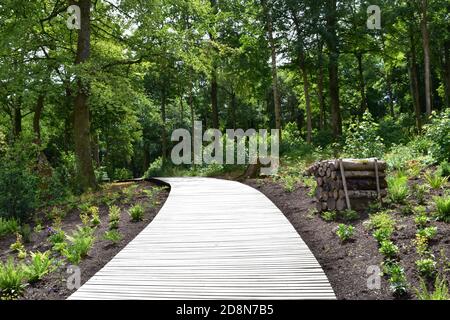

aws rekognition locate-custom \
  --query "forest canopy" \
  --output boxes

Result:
[0,0,449,220]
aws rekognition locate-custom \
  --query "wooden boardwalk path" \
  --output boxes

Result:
[69,177,335,300]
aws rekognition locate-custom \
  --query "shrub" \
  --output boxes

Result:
[0,258,27,299]
[416,259,437,278]
[129,204,144,222]
[416,275,450,300]
[340,209,359,221]
[112,168,133,181]
[437,161,450,177]
[0,218,19,238]
[343,111,385,158]
[424,170,448,190]
[379,240,399,259]
[373,228,393,243]
[19,224,32,243]
[412,184,428,205]
[424,109,450,163]
[89,206,101,227]
[144,157,163,178]
[102,230,123,244]
[108,205,121,230]
[415,234,430,256]
[387,174,409,204]
[336,224,355,242]
[24,251,56,283]
[10,233,27,259]
[0,140,39,220]
[63,226,95,264]
[434,195,450,223]
[414,210,430,229]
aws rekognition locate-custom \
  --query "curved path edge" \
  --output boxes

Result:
[68,177,336,300]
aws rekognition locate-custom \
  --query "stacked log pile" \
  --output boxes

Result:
[306,159,387,212]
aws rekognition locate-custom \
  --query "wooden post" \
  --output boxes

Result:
[339,159,351,211]
[374,158,382,205]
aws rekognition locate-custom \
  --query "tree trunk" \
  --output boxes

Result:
[265,5,282,137]
[420,0,432,116]
[211,70,219,129]
[326,0,342,138]
[161,90,167,163]
[33,95,45,143]
[299,49,312,144]
[73,0,96,191]
[13,105,22,139]
[231,92,237,130]
[317,41,326,130]
[356,52,367,115]
[443,40,450,108]
[409,31,422,131]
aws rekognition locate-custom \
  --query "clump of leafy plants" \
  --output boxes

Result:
[387,263,408,296]
[367,211,396,233]
[19,224,32,243]
[103,230,123,245]
[24,251,56,283]
[387,174,409,204]
[437,161,450,178]
[415,258,437,279]
[62,227,95,264]
[379,240,399,259]
[434,195,450,223]
[424,170,448,190]
[340,209,359,222]
[416,275,450,300]
[89,206,101,227]
[10,233,27,259]
[108,205,121,230]
[129,204,145,222]
[0,218,19,238]
[0,258,27,300]
[336,224,355,243]
[414,207,430,229]
[411,184,428,205]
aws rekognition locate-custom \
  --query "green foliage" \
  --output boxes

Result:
[434,195,450,223]
[416,275,450,300]
[415,259,437,278]
[0,258,27,299]
[424,170,448,190]
[340,210,359,222]
[10,233,27,259]
[373,228,393,243]
[379,240,399,259]
[343,111,385,159]
[102,230,123,244]
[0,140,39,220]
[412,184,428,205]
[24,251,56,283]
[321,211,337,222]
[416,227,437,241]
[108,205,121,230]
[387,174,409,204]
[0,218,19,238]
[145,157,164,178]
[414,207,430,229]
[437,161,450,177]
[112,168,133,181]
[425,109,450,163]
[387,263,408,296]
[63,227,95,264]
[367,211,396,233]
[19,224,32,243]
[129,204,145,222]
[336,224,355,243]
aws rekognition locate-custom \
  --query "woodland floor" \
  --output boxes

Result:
[243,177,450,300]
[0,181,169,300]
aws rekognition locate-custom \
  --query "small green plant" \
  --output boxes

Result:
[415,234,430,256]
[0,258,27,300]
[367,211,396,233]
[387,174,409,204]
[416,226,437,241]
[123,185,138,203]
[416,258,437,278]
[388,264,408,296]
[102,230,123,244]
[437,161,450,177]
[373,228,393,243]
[129,204,145,222]
[434,195,450,223]
[336,224,355,242]
[340,209,359,221]
[424,170,448,190]
[415,214,430,229]
[63,226,95,264]
[24,251,56,283]
[412,184,428,205]
[89,206,101,227]
[0,218,19,238]
[46,207,65,221]
[108,205,121,230]
[416,275,450,300]
[10,233,27,259]
[379,240,399,259]
[400,203,414,216]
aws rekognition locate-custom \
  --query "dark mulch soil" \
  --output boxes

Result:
[0,180,169,300]
[243,177,450,300]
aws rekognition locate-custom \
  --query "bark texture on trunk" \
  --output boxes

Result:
[409,31,422,131]
[420,0,432,116]
[74,0,97,191]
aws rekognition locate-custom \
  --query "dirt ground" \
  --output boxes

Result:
[0,180,169,300]
[243,178,450,300]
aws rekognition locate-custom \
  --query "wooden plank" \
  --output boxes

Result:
[68,177,335,300]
